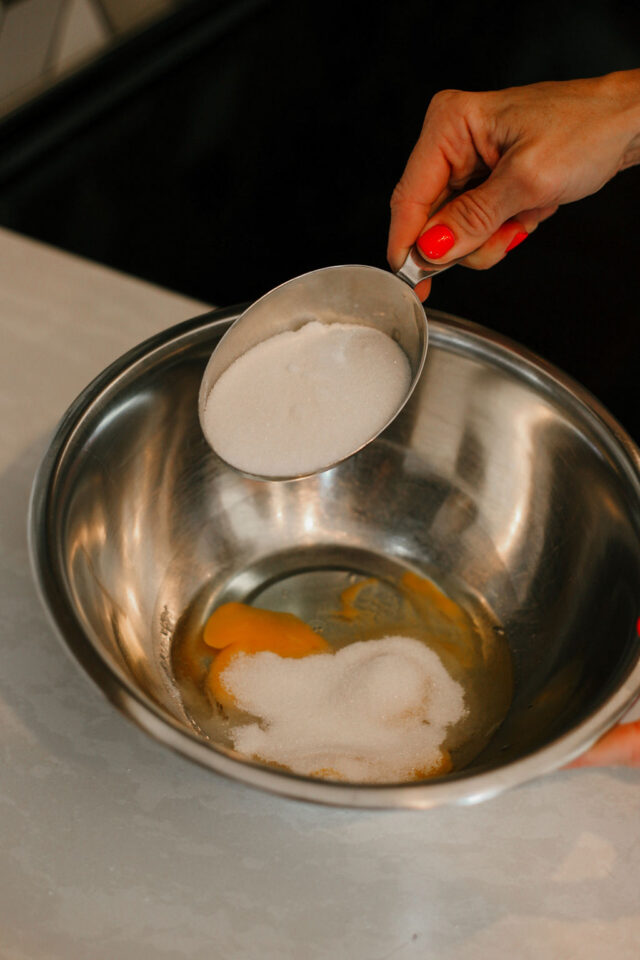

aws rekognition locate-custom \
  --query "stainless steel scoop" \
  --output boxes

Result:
[198,246,455,480]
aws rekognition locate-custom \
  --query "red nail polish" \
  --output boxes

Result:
[505,230,528,253]
[418,224,455,260]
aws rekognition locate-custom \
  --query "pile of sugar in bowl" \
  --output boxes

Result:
[202,320,411,477]
[221,635,467,783]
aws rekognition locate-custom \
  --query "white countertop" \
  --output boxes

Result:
[1,226,639,960]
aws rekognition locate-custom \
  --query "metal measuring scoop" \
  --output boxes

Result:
[198,245,454,480]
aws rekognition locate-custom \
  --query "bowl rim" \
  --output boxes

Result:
[28,303,640,809]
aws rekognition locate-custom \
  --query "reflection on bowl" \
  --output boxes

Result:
[29,307,640,808]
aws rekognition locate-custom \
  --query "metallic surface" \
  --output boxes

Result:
[396,244,457,286]
[198,265,428,479]
[30,306,640,808]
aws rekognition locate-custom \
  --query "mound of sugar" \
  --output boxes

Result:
[202,320,411,477]
[221,636,467,783]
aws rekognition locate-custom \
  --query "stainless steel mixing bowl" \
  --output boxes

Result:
[29,306,640,808]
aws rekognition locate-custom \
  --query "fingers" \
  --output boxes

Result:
[412,277,432,302]
[388,91,488,272]
[394,201,559,301]
[388,85,566,279]
[387,148,452,272]
[458,219,530,270]
[459,205,558,270]
[566,720,640,768]
[408,220,527,299]
[391,151,556,279]
[414,160,539,265]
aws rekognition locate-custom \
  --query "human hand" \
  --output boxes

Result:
[388,71,640,300]
[567,720,640,768]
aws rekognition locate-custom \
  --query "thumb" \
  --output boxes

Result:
[416,168,529,264]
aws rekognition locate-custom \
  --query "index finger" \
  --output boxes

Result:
[387,139,452,272]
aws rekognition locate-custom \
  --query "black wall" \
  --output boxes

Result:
[0,0,638,435]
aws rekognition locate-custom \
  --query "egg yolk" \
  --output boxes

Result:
[400,571,475,670]
[203,602,331,709]
[401,571,465,623]
[334,577,377,621]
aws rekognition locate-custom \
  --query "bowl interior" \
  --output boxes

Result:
[37,309,640,803]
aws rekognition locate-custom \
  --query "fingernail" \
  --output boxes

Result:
[417,224,456,260]
[505,230,528,253]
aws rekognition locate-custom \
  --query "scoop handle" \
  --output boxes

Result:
[396,245,462,288]
[396,179,486,288]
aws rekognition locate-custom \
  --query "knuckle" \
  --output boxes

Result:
[431,87,466,106]
[430,88,460,105]
[390,179,429,216]
[510,153,558,206]
[450,191,497,236]
[389,180,409,211]
[425,88,465,119]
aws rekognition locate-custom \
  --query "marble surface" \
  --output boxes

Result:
[1,227,639,960]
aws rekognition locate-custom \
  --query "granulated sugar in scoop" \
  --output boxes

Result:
[201,321,411,479]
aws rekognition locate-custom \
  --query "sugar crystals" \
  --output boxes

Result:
[202,321,411,477]
[221,635,467,783]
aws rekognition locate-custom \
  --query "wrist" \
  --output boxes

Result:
[600,69,640,169]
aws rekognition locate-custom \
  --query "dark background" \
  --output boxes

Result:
[0,0,638,436]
